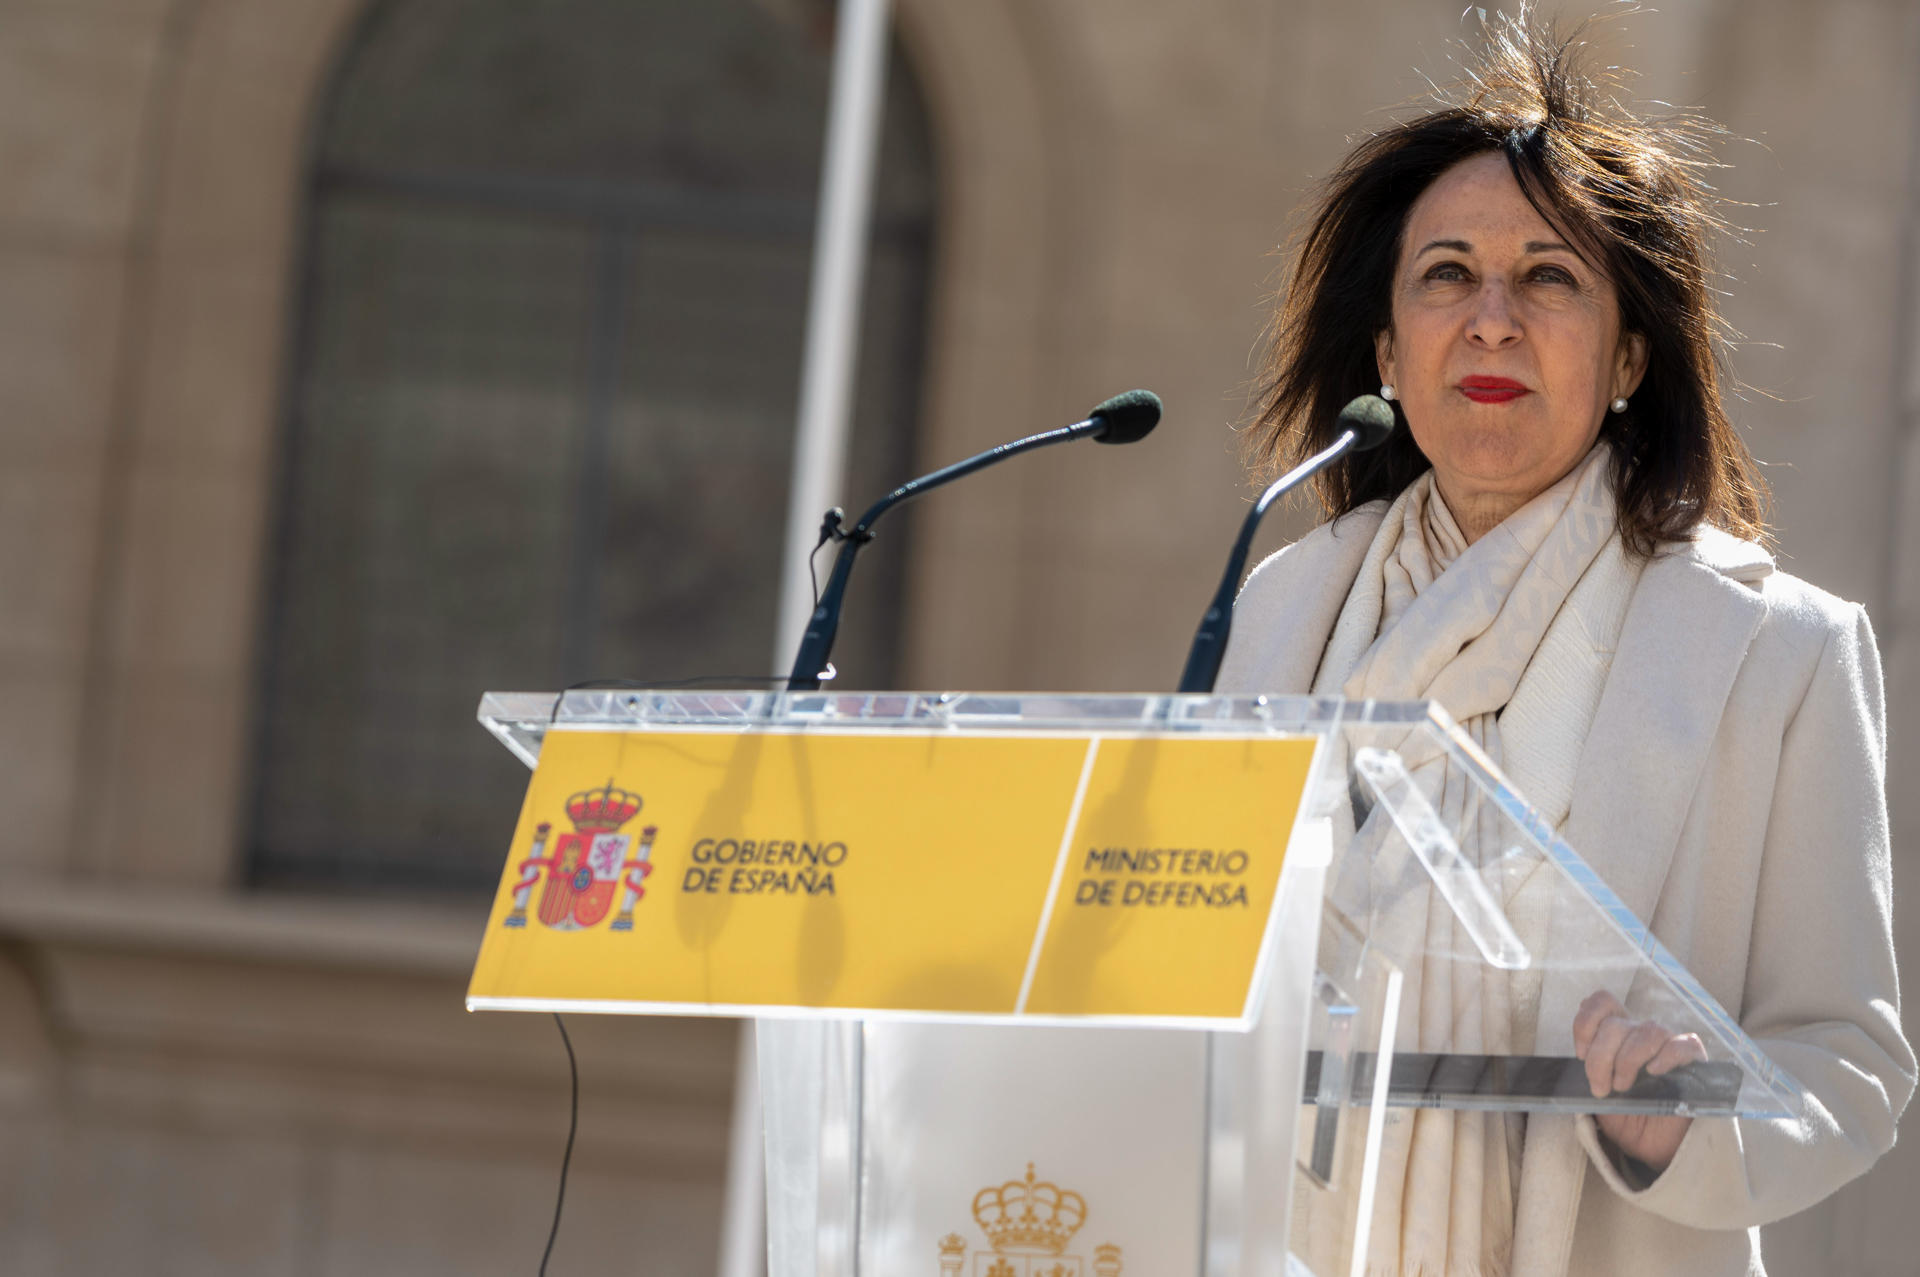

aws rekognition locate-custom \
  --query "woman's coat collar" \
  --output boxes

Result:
[1222,511,1773,925]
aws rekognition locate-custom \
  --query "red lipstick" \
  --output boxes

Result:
[1458,376,1530,404]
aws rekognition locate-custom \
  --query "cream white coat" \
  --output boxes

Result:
[1217,504,1915,1276]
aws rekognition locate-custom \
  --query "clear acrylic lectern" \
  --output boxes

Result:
[476,690,1806,1277]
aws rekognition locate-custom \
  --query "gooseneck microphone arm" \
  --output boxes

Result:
[786,390,1162,691]
[1176,395,1396,695]
[788,424,1088,690]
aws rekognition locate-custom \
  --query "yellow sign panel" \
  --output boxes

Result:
[466,727,1317,1023]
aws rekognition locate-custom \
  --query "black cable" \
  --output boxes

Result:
[533,560,846,1267]
[808,508,842,611]
[539,1012,579,1277]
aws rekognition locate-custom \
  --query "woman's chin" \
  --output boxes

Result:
[1430,452,1578,505]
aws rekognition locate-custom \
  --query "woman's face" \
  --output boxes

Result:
[1375,152,1647,525]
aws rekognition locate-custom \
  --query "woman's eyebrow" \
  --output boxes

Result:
[1525,239,1576,255]
[1414,238,1473,256]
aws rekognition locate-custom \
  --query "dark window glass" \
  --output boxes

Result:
[248,0,935,891]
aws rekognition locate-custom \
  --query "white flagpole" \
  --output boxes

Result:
[720,3,892,1275]
[714,1025,769,1277]
[771,0,895,678]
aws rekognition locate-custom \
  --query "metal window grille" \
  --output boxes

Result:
[247,0,934,891]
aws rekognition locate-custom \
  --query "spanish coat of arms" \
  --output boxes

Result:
[503,779,656,932]
[941,1164,1123,1277]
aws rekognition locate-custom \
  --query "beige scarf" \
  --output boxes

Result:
[1297,443,1641,1277]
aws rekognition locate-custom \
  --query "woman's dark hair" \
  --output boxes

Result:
[1247,9,1767,554]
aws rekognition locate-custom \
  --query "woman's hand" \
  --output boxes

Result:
[1572,990,1709,1175]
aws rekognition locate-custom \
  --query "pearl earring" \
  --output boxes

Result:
[1380,384,1397,401]
[1610,396,1629,413]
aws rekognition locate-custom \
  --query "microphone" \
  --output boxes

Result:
[786,390,1163,690]
[1175,394,1395,694]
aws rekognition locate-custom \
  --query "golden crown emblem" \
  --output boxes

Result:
[564,778,642,832]
[971,1163,1085,1255]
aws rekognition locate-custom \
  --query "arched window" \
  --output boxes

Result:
[247,0,935,890]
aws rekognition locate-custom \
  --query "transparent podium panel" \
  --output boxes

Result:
[750,810,1393,1276]
[476,690,1808,1275]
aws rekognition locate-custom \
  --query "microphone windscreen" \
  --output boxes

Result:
[1089,389,1162,444]
[1338,394,1397,451]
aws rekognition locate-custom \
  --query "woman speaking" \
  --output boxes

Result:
[1218,12,1914,1277]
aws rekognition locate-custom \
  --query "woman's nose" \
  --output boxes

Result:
[1467,283,1522,347]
